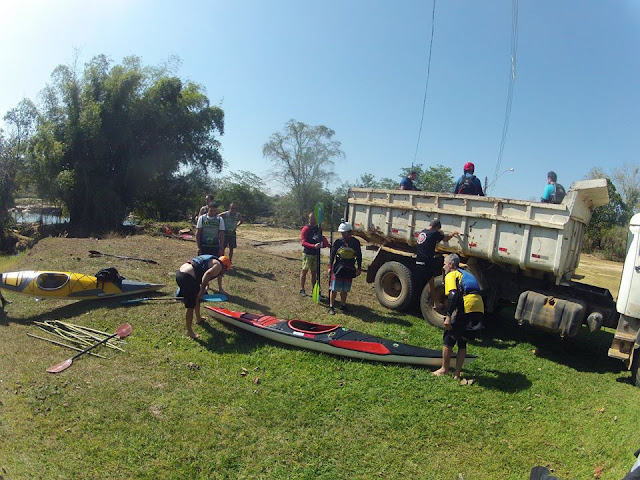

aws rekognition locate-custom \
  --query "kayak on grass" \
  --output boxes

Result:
[205,306,476,367]
[0,270,164,300]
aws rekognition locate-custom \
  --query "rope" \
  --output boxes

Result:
[491,0,519,192]
[412,0,437,168]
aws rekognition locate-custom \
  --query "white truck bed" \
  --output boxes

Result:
[347,179,609,284]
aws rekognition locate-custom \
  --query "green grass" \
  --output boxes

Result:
[0,232,638,479]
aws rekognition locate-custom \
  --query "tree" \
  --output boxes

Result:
[263,119,343,218]
[215,171,272,223]
[583,168,634,259]
[28,54,224,233]
[612,162,640,213]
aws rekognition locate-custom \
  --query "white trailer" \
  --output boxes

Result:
[346,179,640,385]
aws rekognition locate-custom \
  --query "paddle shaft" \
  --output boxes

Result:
[88,250,158,264]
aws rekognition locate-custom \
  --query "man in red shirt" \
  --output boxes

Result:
[299,212,327,296]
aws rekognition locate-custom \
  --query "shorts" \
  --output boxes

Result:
[223,232,237,249]
[330,274,352,293]
[175,271,200,309]
[415,258,443,285]
[201,244,219,256]
[442,311,482,349]
[302,253,318,271]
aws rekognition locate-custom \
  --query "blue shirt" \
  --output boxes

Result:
[541,184,555,202]
[400,176,418,190]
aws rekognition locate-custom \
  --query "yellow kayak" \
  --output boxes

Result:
[0,270,164,300]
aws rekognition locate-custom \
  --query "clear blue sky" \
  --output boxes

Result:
[1,0,638,200]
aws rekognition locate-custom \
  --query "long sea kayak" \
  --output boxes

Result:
[0,270,164,300]
[205,306,476,367]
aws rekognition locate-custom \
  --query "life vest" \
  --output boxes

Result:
[302,225,321,255]
[550,183,566,204]
[457,174,478,195]
[224,212,240,233]
[189,255,216,283]
[201,216,221,246]
[333,244,358,278]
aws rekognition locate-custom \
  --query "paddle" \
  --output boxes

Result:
[88,250,158,264]
[120,293,227,305]
[312,202,324,303]
[46,323,132,373]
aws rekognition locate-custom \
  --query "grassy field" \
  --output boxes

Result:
[1,228,638,480]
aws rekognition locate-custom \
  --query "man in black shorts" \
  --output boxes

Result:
[175,255,231,339]
[415,219,459,309]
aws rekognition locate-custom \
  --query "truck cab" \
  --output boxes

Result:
[609,213,640,386]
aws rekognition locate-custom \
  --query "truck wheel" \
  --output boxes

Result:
[374,261,414,311]
[632,350,640,388]
[420,276,446,329]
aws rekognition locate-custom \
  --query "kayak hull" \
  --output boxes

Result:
[206,307,476,367]
[0,270,164,300]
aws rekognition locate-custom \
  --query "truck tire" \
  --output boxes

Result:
[374,261,414,311]
[632,350,640,388]
[420,276,446,329]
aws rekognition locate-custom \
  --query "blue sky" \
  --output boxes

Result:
[1,0,638,200]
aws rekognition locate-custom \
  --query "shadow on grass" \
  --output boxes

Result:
[469,368,532,392]
[226,267,276,282]
[478,305,624,375]
[0,298,121,327]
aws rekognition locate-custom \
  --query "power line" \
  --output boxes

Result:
[491,0,519,191]
[412,0,437,169]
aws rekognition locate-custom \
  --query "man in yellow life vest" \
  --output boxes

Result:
[432,253,483,379]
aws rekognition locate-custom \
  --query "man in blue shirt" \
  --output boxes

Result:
[453,162,484,196]
[399,171,420,191]
[541,171,566,204]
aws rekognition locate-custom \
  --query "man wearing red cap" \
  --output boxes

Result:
[453,162,484,196]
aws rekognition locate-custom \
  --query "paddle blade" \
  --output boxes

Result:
[203,294,227,302]
[312,282,320,303]
[47,358,72,373]
[120,297,151,305]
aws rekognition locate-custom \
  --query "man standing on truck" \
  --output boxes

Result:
[453,162,484,196]
[328,222,362,315]
[433,253,483,379]
[541,171,566,204]
[416,220,459,309]
[400,171,420,191]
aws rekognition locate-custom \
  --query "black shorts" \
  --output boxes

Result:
[175,271,200,309]
[223,232,237,249]
[443,311,483,348]
[201,244,219,256]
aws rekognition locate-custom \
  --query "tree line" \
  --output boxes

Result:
[0,54,637,261]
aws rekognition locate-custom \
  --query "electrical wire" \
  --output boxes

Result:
[491,0,519,192]
[412,0,437,169]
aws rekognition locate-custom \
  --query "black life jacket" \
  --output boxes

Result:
[457,175,478,195]
[550,183,566,204]
[94,267,124,287]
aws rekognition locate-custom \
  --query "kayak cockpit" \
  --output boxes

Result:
[36,273,70,290]
[287,319,340,334]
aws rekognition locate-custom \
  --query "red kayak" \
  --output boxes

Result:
[205,306,476,367]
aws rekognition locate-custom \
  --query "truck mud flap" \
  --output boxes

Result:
[515,291,586,337]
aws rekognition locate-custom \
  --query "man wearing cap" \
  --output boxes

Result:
[453,162,484,196]
[176,255,232,339]
[328,222,362,315]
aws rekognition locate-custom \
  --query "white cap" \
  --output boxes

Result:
[338,222,353,232]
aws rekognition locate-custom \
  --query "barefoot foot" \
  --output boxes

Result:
[186,330,201,339]
[432,368,448,376]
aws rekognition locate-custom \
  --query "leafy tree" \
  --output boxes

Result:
[612,162,640,213]
[583,169,633,259]
[28,54,224,233]
[215,171,273,222]
[263,119,343,218]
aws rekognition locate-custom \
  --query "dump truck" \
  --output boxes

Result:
[346,179,640,386]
